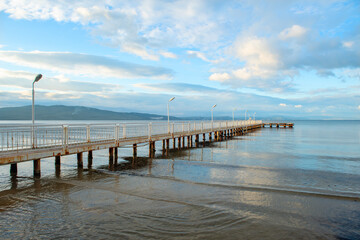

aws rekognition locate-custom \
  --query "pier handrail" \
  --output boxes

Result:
[0,120,262,152]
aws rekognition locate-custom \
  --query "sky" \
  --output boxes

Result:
[0,0,359,119]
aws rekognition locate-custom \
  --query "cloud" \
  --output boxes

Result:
[343,41,354,48]
[0,51,173,79]
[208,73,231,82]
[1,0,359,98]
[279,103,287,107]
[0,0,226,60]
[159,51,177,59]
[134,82,221,94]
[294,105,302,108]
[121,43,160,61]
[0,68,121,93]
[279,25,308,40]
[358,105,360,110]
[187,50,222,64]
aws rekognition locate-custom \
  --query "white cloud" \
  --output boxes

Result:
[358,105,360,110]
[0,44,4,48]
[209,73,231,82]
[0,51,173,79]
[279,103,287,107]
[0,0,225,60]
[232,36,279,68]
[0,68,121,93]
[159,51,177,59]
[121,43,160,61]
[343,41,354,48]
[295,105,302,108]
[279,25,307,40]
[187,50,222,64]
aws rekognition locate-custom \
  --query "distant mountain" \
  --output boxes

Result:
[0,105,178,120]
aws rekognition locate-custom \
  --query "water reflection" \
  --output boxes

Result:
[1,121,360,239]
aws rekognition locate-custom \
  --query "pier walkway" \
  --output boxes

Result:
[0,120,292,177]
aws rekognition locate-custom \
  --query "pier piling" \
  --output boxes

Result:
[33,159,41,177]
[10,163,17,177]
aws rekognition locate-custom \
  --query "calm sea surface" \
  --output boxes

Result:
[0,120,359,239]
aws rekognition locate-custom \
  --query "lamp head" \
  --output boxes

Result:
[169,97,175,102]
[212,104,217,108]
[34,74,42,82]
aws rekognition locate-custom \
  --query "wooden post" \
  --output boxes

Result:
[109,148,114,168]
[88,151,93,168]
[182,136,185,148]
[10,163,17,177]
[187,136,191,148]
[190,135,193,147]
[33,159,41,177]
[195,134,199,147]
[178,137,181,149]
[55,155,61,177]
[133,144,137,160]
[55,155,61,166]
[209,132,212,142]
[149,141,155,158]
[114,147,118,165]
[166,139,170,149]
[162,140,166,151]
[152,141,156,158]
[77,152,83,168]
[173,138,176,149]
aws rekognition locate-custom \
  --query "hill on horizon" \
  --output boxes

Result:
[0,105,177,120]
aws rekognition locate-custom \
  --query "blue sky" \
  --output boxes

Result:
[0,0,359,119]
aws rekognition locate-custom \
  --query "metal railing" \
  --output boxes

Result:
[0,120,262,152]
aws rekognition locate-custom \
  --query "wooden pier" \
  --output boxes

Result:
[0,120,293,177]
[262,122,294,128]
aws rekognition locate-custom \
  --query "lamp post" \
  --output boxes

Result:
[211,104,217,130]
[167,97,175,133]
[32,74,42,148]
[232,108,237,122]
[254,112,256,121]
[245,110,248,121]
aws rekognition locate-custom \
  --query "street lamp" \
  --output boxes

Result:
[254,112,256,121]
[32,74,42,148]
[167,97,175,133]
[245,110,248,121]
[211,104,217,130]
[232,108,237,122]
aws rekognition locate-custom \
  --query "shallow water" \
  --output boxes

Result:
[0,120,360,239]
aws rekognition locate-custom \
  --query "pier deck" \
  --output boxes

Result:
[0,120,293,177]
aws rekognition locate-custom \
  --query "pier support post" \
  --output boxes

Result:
[55,156,61,177]
[33,159,41,177]
[10,163,17,177]
[162,140,166,152]
[108,148,114,170]
[133,144,137,160]
[209,132,212,142]
[195,134,199,147]
[88,151,93,168]
[187,136,191,148]
[149,141,155,158]
[166,139,170,150]
[55,155,61,166]
[77,152,83,168]
[178,137,181,149]
[114,148,118,165]
[173,138,176,149]
[182,137,185,148]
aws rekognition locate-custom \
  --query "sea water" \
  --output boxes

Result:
[0,120,359,239]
